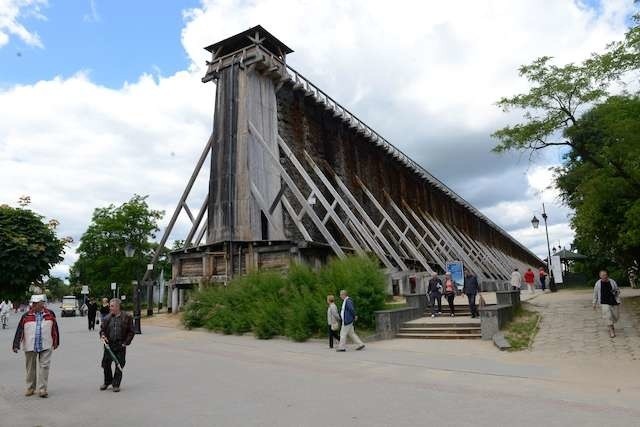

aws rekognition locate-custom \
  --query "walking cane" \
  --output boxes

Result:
[103,343,124,372]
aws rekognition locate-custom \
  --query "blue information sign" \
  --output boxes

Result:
[446,261,464,291]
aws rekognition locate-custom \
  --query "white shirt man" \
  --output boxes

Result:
[510,270,522,290]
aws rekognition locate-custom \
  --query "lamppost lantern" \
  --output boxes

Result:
[552,246,557,253]
[124,243,136,258]
[533,202,557,292]
[531,216,540,230]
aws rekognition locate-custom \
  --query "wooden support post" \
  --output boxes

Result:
[384,194,446,271]
[356,177,434,274]
[419,210,491,281]
[248,121,345,258]
[332,173,408,271]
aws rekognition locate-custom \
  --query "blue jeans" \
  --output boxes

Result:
[429,294,442,314]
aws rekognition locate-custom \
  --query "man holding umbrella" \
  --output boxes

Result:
[99,298,134,392]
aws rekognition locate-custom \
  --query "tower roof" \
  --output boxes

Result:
[204,25,293,58]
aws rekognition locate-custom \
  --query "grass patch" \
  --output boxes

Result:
[383,303,407,310]
[503,306,541,351]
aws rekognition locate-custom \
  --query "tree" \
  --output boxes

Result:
[70,195,169,299]
[0,202,67,301]
[555,96,640,279]
[44,277,67,301]
[492,15,640,190]
[492,14,640,283]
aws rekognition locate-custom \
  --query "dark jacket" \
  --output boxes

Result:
[341,298,356,326]
[99,305,110,317]
[428,278,443,295]
[87,302,98,317]
[463,274,480,295]
[100,312,135,346]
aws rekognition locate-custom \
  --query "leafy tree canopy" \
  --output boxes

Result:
[70,195,169,299]
[493,13,640,282]
[0,201,67,301]
[556,96,640,274]
[492,14,640,189]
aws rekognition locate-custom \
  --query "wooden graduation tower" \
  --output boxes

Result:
[161,26,541,294]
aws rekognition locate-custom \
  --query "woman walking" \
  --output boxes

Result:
[99,298,110,323]
[592,270,621,338]
[326,295,341,349]
[443,272,457,317]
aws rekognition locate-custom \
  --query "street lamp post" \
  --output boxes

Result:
[132,280,142,334]
[531,203,557,293]
[124,243,142,334]
[146,264,154,316]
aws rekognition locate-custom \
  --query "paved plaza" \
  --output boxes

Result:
[530,288,640,361]
[1,293,640,427]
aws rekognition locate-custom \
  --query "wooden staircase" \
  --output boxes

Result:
[395,305,481,339]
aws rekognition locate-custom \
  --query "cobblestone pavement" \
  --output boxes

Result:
[529,288,640,361]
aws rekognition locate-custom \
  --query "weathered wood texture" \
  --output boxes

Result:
[207,64,285,243]
[275,81,539,266]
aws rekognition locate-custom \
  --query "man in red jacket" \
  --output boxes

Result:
[524,268,536,294]
[12,294,60,398]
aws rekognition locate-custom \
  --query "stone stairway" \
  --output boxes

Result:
[395,305,481,339]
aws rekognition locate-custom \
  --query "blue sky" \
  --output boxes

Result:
[0,0,200,88]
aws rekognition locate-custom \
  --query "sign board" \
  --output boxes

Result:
[551,255,563,284]
[121,295,126,301]
[81,285,89,295]
[110,283,117,290]
[147,264,154,271]
[446,261,465,291]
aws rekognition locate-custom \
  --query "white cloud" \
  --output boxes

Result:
[83,0,100,23]
[1,0,637,276]
[0,0,47,48]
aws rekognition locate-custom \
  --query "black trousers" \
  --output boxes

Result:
[466,293,478,317]
[88,314,96,330]
[540,278,546,290]
[445,294,455,314]
[102,345,126,386]
[328,325,340,348]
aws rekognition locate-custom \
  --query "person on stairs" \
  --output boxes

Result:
[427,272,443,317]
[443,272,457,317]
[463,270,480,318]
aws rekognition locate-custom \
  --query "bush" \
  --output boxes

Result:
[182,255,386,341]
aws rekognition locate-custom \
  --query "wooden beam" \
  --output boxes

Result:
[302,152,395,269]
[419,210,491,281]
[142,133,215,284]
[248,121,345,258]
[332,172,408,270]
[385,194,446,271]
[276,134,364,254]
[356,177,435,274]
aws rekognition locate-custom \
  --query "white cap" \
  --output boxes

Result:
[30,294,46,303]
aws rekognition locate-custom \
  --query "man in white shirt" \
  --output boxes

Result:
[510,268,522,291]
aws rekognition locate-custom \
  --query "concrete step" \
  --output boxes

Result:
[395,332,481,339]
[423,312,473,317]
[403,322,479,328]
[398,327,481,334]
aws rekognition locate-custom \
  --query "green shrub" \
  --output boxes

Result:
[320,256,386,329]
[182,255,386,340]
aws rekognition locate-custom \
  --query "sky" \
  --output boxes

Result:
[1,0,638,280]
